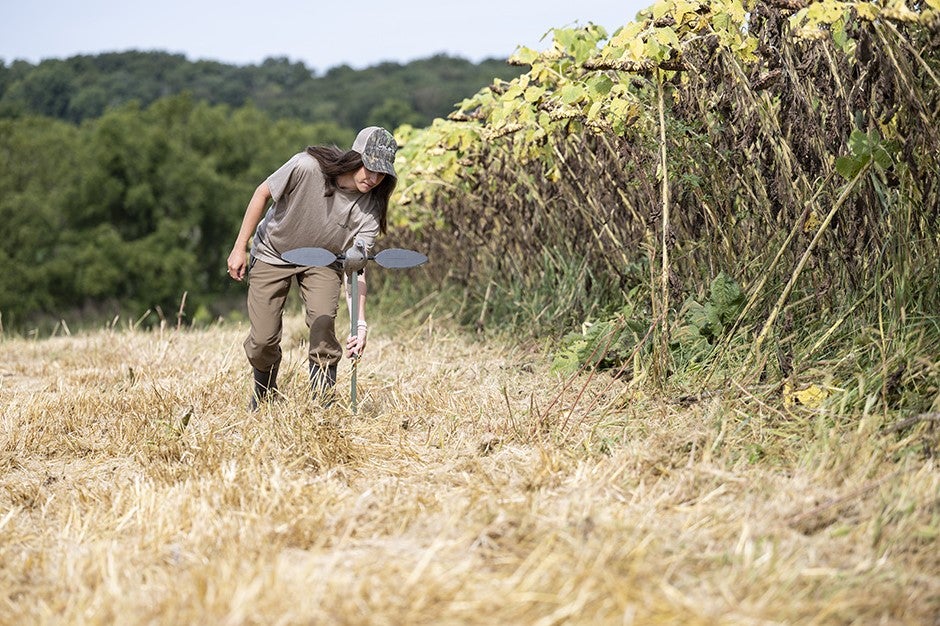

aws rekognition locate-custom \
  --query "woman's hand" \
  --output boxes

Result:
[346,323,368,358]
[227,248,248,281]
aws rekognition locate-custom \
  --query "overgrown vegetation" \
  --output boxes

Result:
[393,0,940,418]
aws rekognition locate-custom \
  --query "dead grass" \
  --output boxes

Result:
[1,316,937,625]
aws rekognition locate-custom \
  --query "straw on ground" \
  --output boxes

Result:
[0,317,937,624]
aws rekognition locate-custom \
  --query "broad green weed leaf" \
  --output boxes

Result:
[849,129,869,156]
[874,148,893,170]
[836,155,864,179]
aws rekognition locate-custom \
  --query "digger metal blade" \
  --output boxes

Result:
[373,248,428,269]
[282,247,338,267]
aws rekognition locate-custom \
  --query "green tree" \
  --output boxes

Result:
[368,98,426,130]
[0,115,84,322]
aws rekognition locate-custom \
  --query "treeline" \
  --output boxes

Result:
[0,96,342,327]
[0,51,522,329]
[0,51,523,130]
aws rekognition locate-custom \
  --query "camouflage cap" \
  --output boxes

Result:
[351,126,398,178]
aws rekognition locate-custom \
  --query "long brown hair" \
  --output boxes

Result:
[306,145,395,235]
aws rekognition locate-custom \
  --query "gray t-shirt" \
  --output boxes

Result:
[250,152,381,265]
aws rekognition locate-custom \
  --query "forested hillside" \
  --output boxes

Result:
[0,51,523,130]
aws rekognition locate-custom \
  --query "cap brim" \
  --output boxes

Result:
[362,154,396,177]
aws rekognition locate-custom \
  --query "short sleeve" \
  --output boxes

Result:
[265,153,304,202]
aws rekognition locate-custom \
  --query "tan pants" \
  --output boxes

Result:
[244,259,343,372]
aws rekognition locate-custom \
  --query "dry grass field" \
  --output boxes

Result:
[1,314,937,625]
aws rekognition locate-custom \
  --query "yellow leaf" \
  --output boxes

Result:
[804,210,822,233]
[712,0,747,22]
[784,382,830,409]
[673,0,702,24]
[523,86,544,104]
[736,35,759,61]
[655,26,681,49]
[629,36,646,60]
[651,0,672,21]
[882,0,920,21]
[855,3,879,20]
[610,22,644,48]
[794,384,829,408]
[509,46,540,66]
[805,0,845,23]
[587,101,604,121]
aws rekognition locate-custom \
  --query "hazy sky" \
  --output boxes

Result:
[1,0,651,73]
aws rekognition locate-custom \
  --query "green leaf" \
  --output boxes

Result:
[684,299,709,331]
[510,47,540,65]
[835,155,864,179]
[559,84,586,104]
[655,26,681,50]
[587,101,604,120]
[848,129,869,156]
[832,17,848,49]
[709,272,744,324]
[524,86,545,103]
[704,303,722,334]
[873,147,893,170]
[573,40,596,64]
[503,84,524,100]
[587,74,614,99]
[554,28,576,50]
[644,38,665,62]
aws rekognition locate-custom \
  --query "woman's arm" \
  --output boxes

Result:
[227,182,272,281]
[346,271,369,357]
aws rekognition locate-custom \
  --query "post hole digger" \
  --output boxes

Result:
[282,242,428,413]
